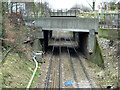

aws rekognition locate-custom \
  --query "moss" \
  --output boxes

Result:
[90,36,104,68]
[98,28,120,40]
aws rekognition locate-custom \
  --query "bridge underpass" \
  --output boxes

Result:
[33,17,104,68]
[42,31,96,88]
[34,17,98,57]
[43,29,91,58]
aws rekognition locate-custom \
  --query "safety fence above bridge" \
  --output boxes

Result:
[98,13,120,29]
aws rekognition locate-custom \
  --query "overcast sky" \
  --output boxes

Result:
[35,0,116,10]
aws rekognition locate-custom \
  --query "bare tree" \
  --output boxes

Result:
[10,2,13,13]
[71,3,81,10]
[25,2,33,10]
[81,4,91,12]
[71,3,91,12]
[36,1,51,17]
[86,0,96,11]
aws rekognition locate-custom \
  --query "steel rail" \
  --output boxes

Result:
[68,37,94,88]
[64,38,79,88]
[44,37,57,90]
[51,55,55,89]
[54,54,58,88]
[59,37,62,89]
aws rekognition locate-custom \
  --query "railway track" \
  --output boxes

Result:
[44,31,94,89]
[44,36,56,89]
[67,37,94,88]
[65,38,79,88]
[44,35,62,89]
[59,38,62,89]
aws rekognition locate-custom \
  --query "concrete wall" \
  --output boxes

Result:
[35,17,98,32]
[34,28,44,39]
[33,39,42,52]
[89,36,104,68]
[78,29,95,56]
[78,33,104,68]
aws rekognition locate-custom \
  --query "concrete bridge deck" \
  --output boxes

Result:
[42,28,89,32]
[35,17,98,33]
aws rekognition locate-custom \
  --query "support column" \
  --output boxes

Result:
[88,29,95,53]
[73,32,75,40]
[44,30,48,52]
[50,30,52,38]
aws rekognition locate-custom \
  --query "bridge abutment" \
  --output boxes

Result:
[88,36,104,68]
[78,32,104,68]
[73,32,75,40]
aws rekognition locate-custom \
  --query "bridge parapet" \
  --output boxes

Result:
[35,17,98,33]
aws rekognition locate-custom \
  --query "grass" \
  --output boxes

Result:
[95,36,119,88]
[78,11,119,20]
[30,63,41,88]
[98,28,120,40]
[78,13,98,18]
[1,15,38,88]
[1,52,35,88]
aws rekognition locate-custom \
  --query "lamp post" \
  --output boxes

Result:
[93,0,95,11]
[41,0,42,16]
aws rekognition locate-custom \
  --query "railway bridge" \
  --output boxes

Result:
[34,17,100,59]
[24,13,105,88]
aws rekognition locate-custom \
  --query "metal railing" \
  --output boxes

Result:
[99,13,120,29]
[49,9,80,17]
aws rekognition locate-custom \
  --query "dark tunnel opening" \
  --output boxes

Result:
[43,30,89,58]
